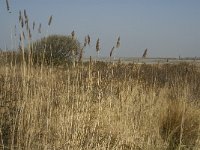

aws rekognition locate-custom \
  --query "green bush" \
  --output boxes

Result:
[31,34,81,65]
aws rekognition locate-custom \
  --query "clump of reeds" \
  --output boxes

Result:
[159,100,200,150]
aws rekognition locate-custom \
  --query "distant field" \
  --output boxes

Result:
[84,57,200,64]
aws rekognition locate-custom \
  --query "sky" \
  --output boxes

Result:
[0,0,200,58]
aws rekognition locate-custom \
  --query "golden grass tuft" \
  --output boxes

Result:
[159,99,200,150]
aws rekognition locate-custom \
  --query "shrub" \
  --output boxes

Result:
[31,34,81,65]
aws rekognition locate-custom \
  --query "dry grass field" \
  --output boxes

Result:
[1,2,200,149]
[0,58,200,150]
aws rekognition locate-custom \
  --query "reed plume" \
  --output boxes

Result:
[19,34,21,42]
[6,0,10,11]
[79,47,84,62]
[24,10,29,29]
[38,23,42,33]
[21,18,24,28]
[84,36,88,47]
[71,30,75,40]
[24,9,27,20]
[110,46,115,57]
[28,28,32,39]
[87,35,91,45]
[48,15,53,26]
[33,21,35,30]
[22,32,26,40]
[96,38,100,52]
[25,20,29,29]
[19,10,24,29]
[142,48,148,58]
[116,36,120,48]
[19,10,22,22]
[14,25,17,37]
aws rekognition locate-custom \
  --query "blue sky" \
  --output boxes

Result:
[0,0,200,57]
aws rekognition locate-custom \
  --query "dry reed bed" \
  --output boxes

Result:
[0,62,200,149]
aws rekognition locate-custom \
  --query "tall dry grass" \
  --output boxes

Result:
[1,3,200,149]
[0,58,200,149]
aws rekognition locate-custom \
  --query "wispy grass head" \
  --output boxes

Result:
[142,48,148,58]
[33,21,35,30]
[21,18,24,28]
[6,0,10,12]
[110,46,115,57]
[71,30,75,40]
[87,35,91,45]
[14,25,17,37]
[116,36,120,48]
[38,23,42,33]
[19,10,22,22]
[22,32,26,40]
[26,21,29,31]
[79,47,84,62]
[48,15,53,26]
[28,28,32,39]
[24,9,27,20]
[84,36,88,47]
[96,38,100,52]
[19,10,24,28]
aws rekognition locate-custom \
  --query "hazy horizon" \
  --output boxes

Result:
[0,0,200,58]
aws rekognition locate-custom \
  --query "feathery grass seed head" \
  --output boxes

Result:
[28,28,32,39]
[24,9,27,20]
[96,38,100,52]
[48,15,53,26]
[142,48,148,58]
[38,23,42,33]
[116,36,120,48]
[33,21,35,30]
[84,36,87,47]
[110,46,115,57]
[6,0,10,11]
[21,17,24,28]
[19,10,22,22]
[71,30,75,40]
[87,35,91,45]
[14,25,17,37]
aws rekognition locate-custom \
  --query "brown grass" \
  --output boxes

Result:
[2,3,200,149]
[0,60,200,149]
[159,99,200,149]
